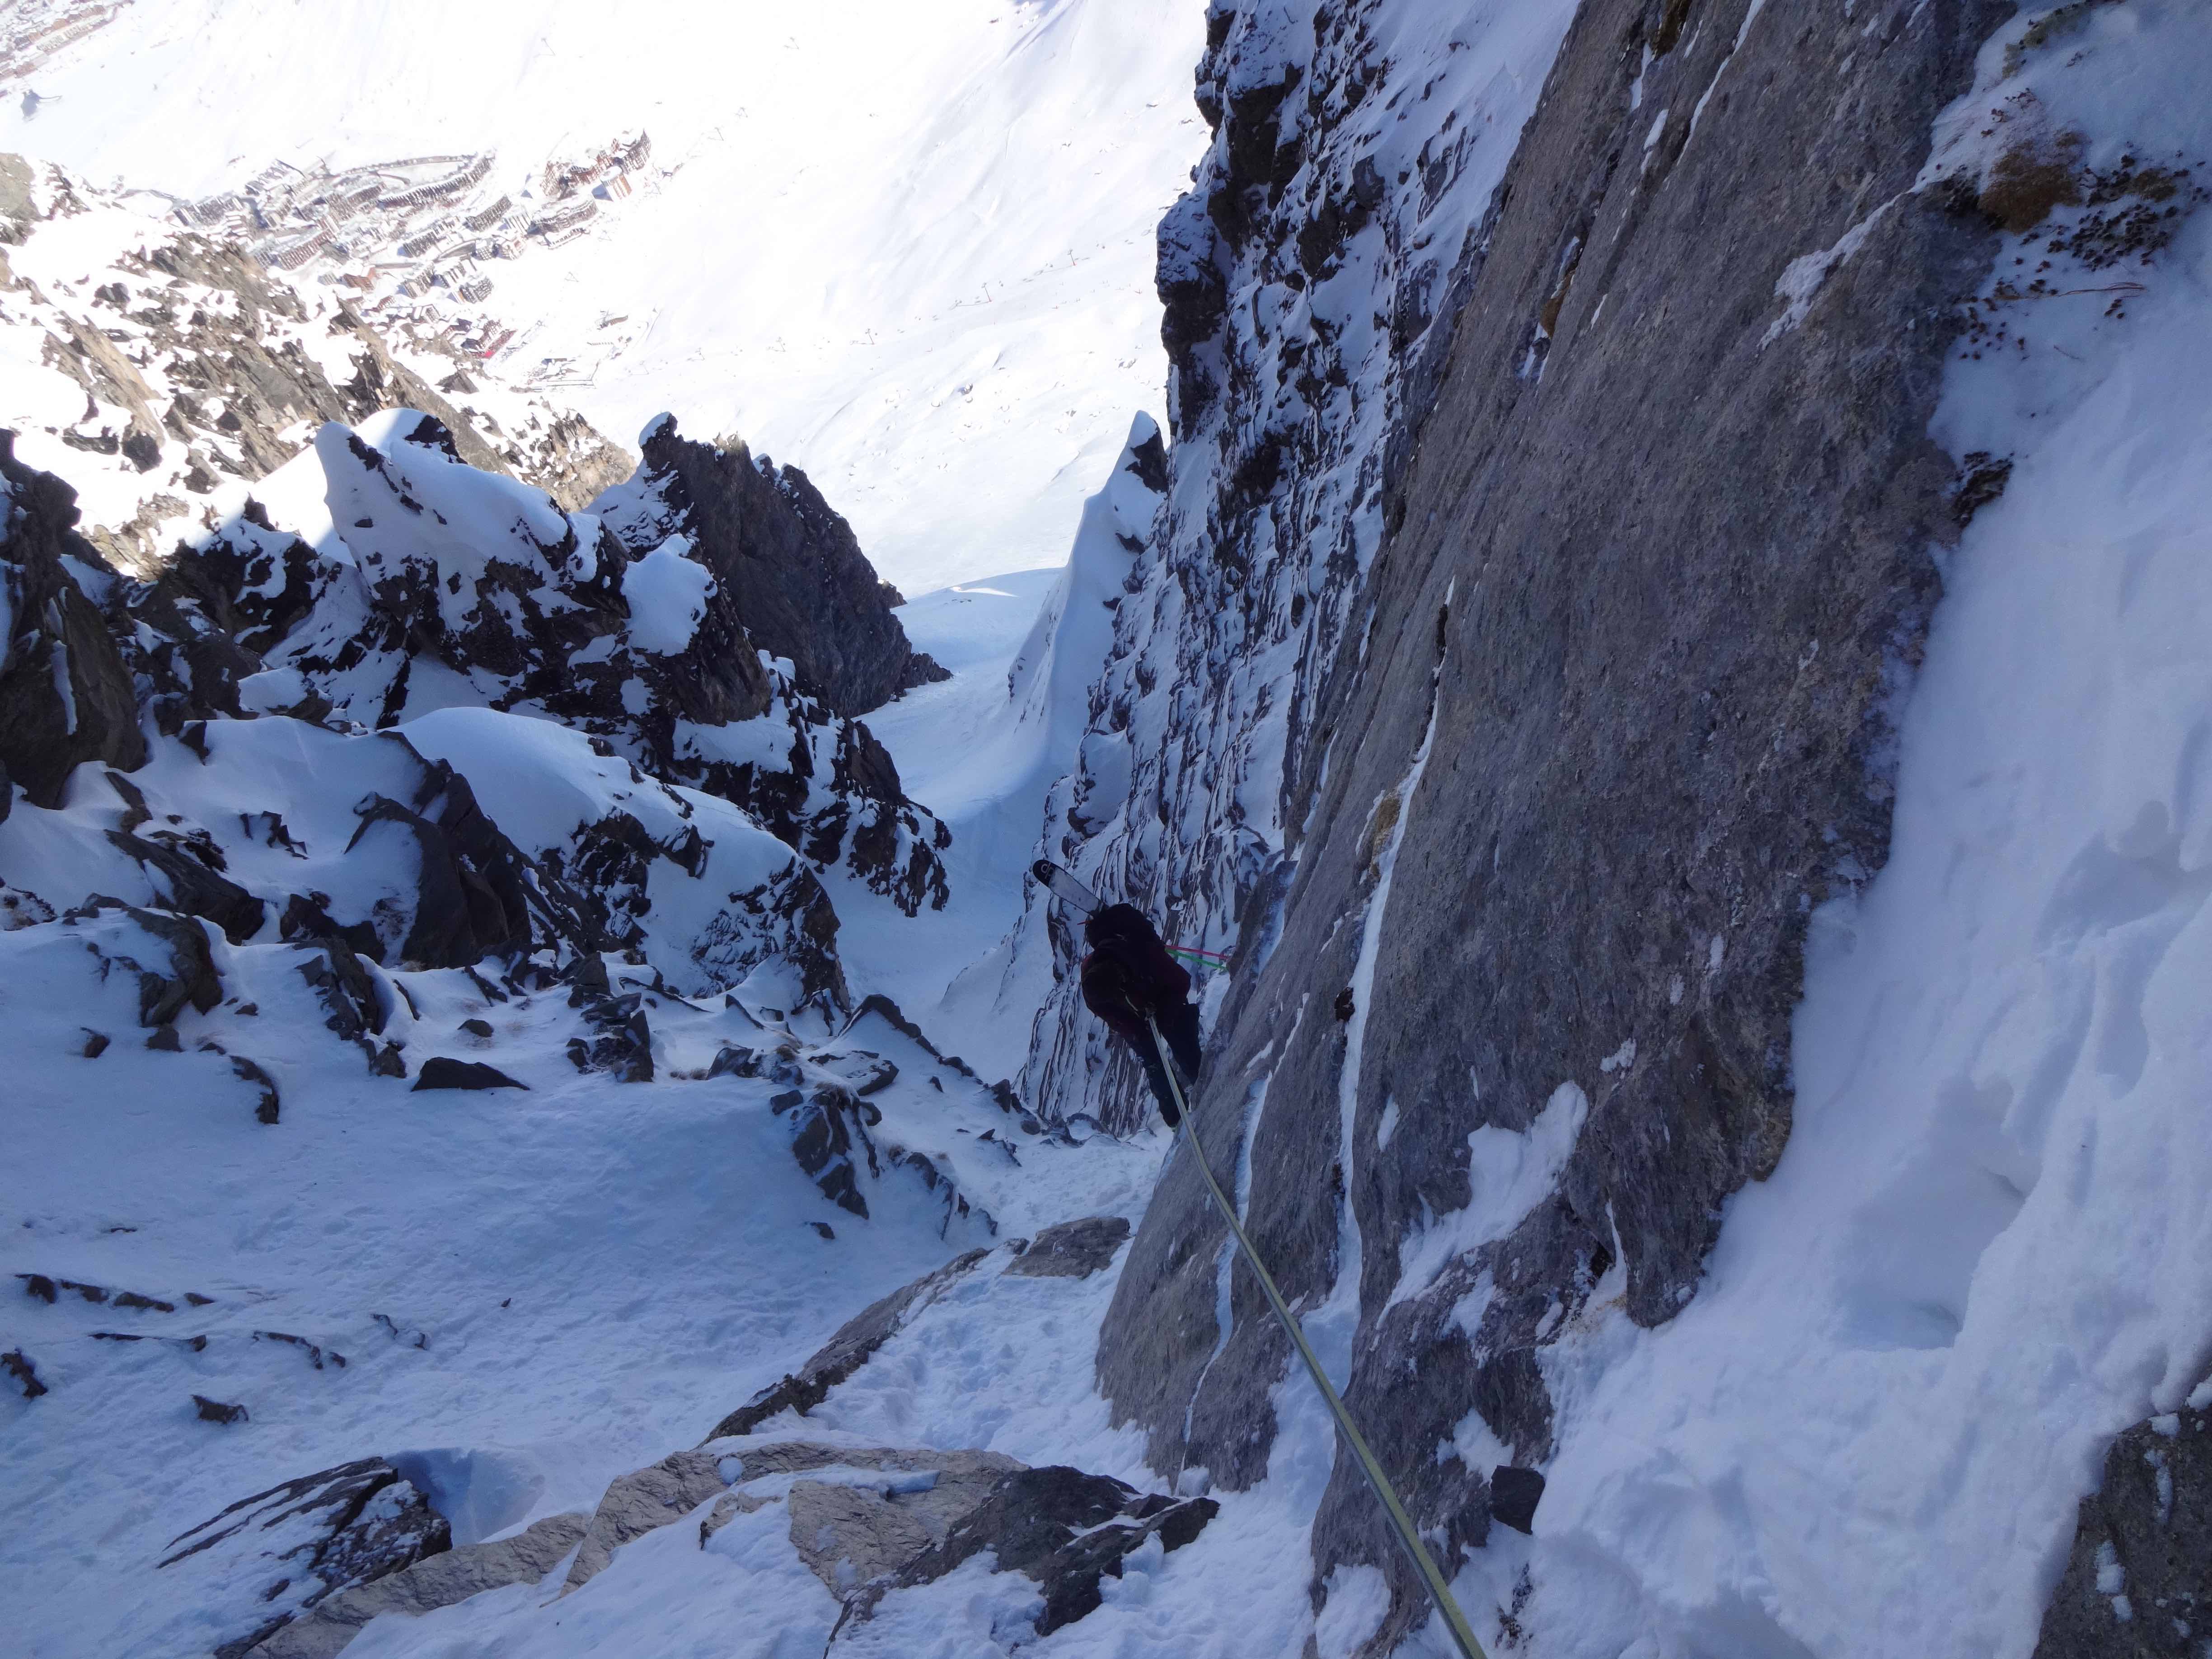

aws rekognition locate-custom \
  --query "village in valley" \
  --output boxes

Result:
[172,132,656,389]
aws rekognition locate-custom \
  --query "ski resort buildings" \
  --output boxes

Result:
[168,136,655,374]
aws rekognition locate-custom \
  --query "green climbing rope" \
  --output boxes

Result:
[1146,1016,1490,1659]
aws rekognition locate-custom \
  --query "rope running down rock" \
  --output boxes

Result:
[1146,1013,1490,1659]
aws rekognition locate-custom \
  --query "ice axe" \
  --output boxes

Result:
[1031,859,1100,913]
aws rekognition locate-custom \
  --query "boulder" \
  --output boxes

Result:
[247,1510,589,1659]
[1004,1216,1130,1280]
[159,1457,450,1659]
[411,1058,527,1092]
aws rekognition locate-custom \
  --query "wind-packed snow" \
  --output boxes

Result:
[0,911,1131,1656]
[618,535,713,655]
[1,0,1208,594]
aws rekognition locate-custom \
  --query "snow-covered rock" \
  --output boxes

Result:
[595,414,948,717]
[157,1457,450,1659]
[146,408,952,916]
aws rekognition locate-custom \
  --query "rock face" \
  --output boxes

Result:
[1026,0,2026,1646]
[157,1458,450,1659]
[1009,0,1589,1137]
[0,432,148,804]
[596,414,947,716]
[247,1510,589,1659]
[2034,1395,2212,1659]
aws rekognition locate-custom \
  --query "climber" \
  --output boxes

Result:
[1079,901,1202,1127]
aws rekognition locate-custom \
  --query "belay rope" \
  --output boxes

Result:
[1145,1014,1490,1659]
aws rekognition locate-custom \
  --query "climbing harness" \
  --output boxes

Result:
[1145,1015,1491,1659]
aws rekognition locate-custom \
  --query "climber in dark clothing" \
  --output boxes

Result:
[1079,902,1202,1127]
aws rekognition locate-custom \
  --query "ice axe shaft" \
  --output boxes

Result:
[1031,859,1101,914]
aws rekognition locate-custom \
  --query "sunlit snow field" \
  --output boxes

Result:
[2,0,1208,594]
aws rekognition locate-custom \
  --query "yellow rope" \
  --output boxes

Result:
[1146,1016,1490,1659]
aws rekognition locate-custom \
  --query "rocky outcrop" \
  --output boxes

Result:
[1003,1214,1129,1279]
[75,900,225,1028]
[506,410,636,512]
[247,1510,589,1659]
[839,1462,1217,1640]
[173,412,950,917]
[1068,0,2024,1645]
[595,414,947,716]
[2034,1393,2212,1659]
[0,432,148,803]
[158,1458,450,1659]
[705,1247,995,1442]
[555,1434,1214,1646]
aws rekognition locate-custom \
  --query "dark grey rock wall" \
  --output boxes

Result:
[613,417,946,717]
[1097,0,2015,1645]
[0,431,147,804]
[2034,1394,2212,1659]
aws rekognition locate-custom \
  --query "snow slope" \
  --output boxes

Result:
[1,0,1207,594]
